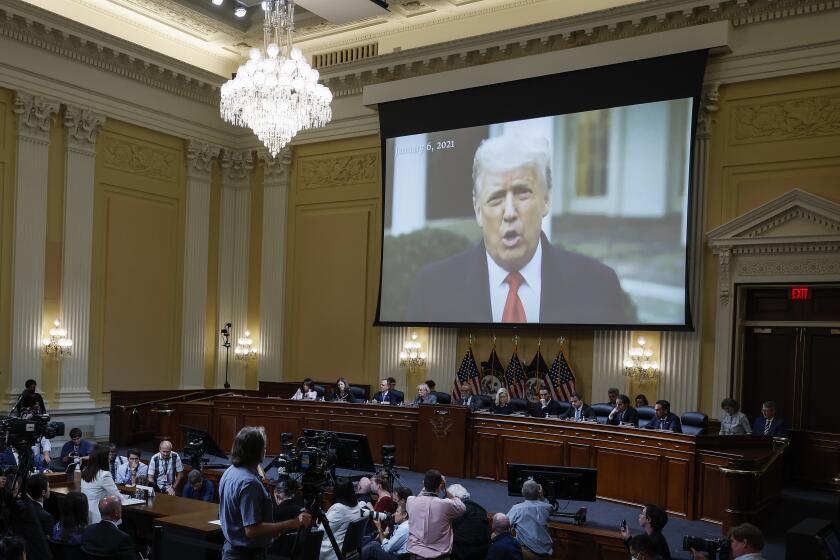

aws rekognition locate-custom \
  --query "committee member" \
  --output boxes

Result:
[406,470,466,559]
[331,378,355,402]
[51,491,89,544]
[607,387,620,406]
[635,394,649,408]
[619,503,672,560]
[80,445,121,524]
[690,523,766,560]
[291,378,318,400]
[448,484,490,560]
[719,398,751,435]
[183,469,214,501]
[643,400,682,432]
[487,513,522,560]
[412,383,438,405]
[373,379,403,405]
[13,378,46,415]
[148,440,185,495]
[81,496,136,560]
[220,426,311,560]
[491,388,514,415]
[507,479,553,560]
[531,386,563,418]
[561,392,596,421]
[456,384,479,412]
[751,401,788,437]
[608,395,639,427]
[59,427,95,470]
[115,449,148,485]
[405,133,633,324]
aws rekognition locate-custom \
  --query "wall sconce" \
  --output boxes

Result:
[399,332,426,372]
[43,319,73,361]
[234,329,257,361]
[623,336,659,380]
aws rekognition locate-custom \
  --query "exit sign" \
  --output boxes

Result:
[790,287,810,300]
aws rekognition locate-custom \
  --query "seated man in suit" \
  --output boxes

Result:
[456,383,479,412]
[751,400,788,437]
[373,379,404,405]
[82,495,136,560]
[561,392,596,422]
[24,473,54,536]
[643,400,682,432]
[531,386,562,418]
[607,395,639,427]
[404,134,634,325]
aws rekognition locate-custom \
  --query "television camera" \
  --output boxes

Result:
[683,536,731,560]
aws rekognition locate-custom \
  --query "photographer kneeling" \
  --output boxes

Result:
[689,523,766,560]
[220,427,312,560]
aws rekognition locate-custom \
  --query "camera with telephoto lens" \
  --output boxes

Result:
[0,414,65,448]
[683,536,731,560]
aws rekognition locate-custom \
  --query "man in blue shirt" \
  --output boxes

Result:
[361,502,410,559]
[219,426,311,559]
[183,469,215,502]
[487,513,522,560]
[59,427,95,470]
[507,479,553,559]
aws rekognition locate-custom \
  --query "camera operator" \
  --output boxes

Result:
[13,379,46,416]
[219,427,311,560]
[361,502,410,560]
[272,478,304,522]
[619,504,671,560]
[690,523,766,560]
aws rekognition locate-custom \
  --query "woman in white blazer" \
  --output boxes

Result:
[80,444,121,523]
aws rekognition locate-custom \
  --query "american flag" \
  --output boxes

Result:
[505,350,527,399]
[545,348,576,401]
[452,347,482,400]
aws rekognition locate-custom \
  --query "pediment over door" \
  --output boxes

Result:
[705,189,840,417]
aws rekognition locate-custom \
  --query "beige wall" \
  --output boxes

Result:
[698,68,840,413]
[283,136,381,387]
[89,120,185,400]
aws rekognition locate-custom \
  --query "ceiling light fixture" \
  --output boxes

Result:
[234,6,247,17]
[212,0,223,5]
[220,0,332,156]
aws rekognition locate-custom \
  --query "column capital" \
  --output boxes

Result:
[220,149,254,190]
[186,141,221,181]
[697,82,720,139]
[64,106,106,154]
[259,148,292,186]
[13,92,60,143]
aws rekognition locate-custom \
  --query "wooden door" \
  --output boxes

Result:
[801,327,840,432]
[740,326,798,424]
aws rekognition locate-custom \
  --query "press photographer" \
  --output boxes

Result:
[686,522,766,560]
[219,426,312,560]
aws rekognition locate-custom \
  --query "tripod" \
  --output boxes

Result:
[221,322,232,389]
[291,487,345,560]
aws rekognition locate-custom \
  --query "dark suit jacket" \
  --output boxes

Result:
[451,499,490,560]
[11,498,52,560]
[82,520,136,560]
[643,413,682,433]
[607,407,639,427]
[490,403,514,415]
[405,234,634,324]
[457,396,479,412]
[560,403,596,421]
[751,416,788,437]
[531,400,563,418]
[27,497,55,536]
[373,390,403,405]
[487,532,523,560]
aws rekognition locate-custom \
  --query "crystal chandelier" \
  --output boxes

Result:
[42,319,73,361]
[234,329,257,362]
[220,0,332,156]
[399,332,427,372]
[623,336,660,380]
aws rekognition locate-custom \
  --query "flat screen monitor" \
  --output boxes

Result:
[507,463,597,502]
[304,429,376,472]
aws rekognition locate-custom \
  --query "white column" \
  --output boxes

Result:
[379,326,409,392]
[56,106,105,409]
[427,328,458,394]
[8,92,59,402]
[659,84,718,415]
[180,141,219,389]
[591,330,631,403]
[216,150,253,389]
[257,149,291,382]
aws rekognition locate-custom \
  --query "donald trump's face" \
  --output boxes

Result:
[474,163,550,273]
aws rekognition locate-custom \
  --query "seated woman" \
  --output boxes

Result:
[320,479,375,560]
[491,388,514,415]
[291,378,318,400]
[719,397,751,435]
[411,383,438,406]
[330,378,355,403]
[51,491,88,544]
[634,394,649,408]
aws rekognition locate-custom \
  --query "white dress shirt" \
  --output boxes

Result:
[487,240,542,322]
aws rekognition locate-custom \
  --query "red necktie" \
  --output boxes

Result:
[502,272,527,323]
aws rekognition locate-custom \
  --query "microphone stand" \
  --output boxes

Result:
[221,323,232,390]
